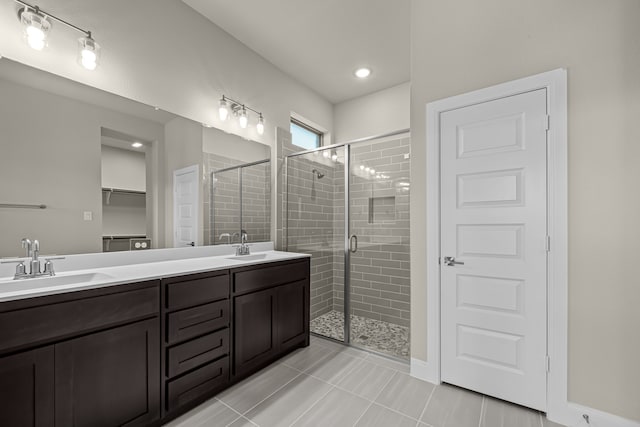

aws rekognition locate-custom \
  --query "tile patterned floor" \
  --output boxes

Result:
[310,310,410,359]
[166,336,566,427]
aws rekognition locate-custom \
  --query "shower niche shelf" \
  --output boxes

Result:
[368,195,396,223]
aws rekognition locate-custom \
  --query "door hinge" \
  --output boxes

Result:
[545,355,550,372]
[544,115,550,131]
[438,257,441,265]
[546,235,551,252]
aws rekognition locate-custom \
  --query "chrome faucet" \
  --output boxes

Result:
[219,233,231,244]
[29,239,41,276]
[234,232,250,256]
[1,238,64,280]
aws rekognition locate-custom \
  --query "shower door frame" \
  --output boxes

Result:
[284,129,409,353]
[211,158,270,244]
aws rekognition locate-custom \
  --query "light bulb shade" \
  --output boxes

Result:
[256,115,265,135]
[78,36,100,70]
[20,9,50,51]
[218,98,229,121]
[238,108,248,129]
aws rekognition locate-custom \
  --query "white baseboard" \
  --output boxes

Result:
[410,358,439,384]
[548,402,640,427]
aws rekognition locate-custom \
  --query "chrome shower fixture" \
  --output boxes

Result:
[312,169,325,179]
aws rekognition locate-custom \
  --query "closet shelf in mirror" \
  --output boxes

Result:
[102,188,145,205]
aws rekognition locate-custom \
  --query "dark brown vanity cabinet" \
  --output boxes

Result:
[55,319,159,427]
[161,271,231,416]
[0,281,161,427]
[0,256,310,427]
[232,258,310,378]
[0,346,54,427]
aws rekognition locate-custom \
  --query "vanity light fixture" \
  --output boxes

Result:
[256,114,265,135]
[218,97,229,121]
[131,142,143,148]
[19,6,50,50]
[15,0,101,70]
[217,95,265,134]
[78,35,99,71]
[238,107,248,129]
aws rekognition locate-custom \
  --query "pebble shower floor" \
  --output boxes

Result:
[310,310,409,359]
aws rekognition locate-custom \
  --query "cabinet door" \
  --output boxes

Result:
[55,319,160,427]
[0,346,54,427]
[277,280,309,352]
[233,288,277,376]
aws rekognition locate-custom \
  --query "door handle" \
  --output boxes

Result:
[349,235,358,253]
[443,256,464,266]
[187,242,195,247]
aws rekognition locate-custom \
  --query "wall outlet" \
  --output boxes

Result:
[83,211,93,221]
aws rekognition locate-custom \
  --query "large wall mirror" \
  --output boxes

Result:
[0,58,271,258]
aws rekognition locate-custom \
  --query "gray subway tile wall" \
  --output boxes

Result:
[204,153,270,246]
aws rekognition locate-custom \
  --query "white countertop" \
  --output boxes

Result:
[0,247,309,303]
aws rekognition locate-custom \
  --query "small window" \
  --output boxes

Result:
[291,119,322,150]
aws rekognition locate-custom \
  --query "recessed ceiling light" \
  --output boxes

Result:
[131,142,143,148]
[354,67,371,79]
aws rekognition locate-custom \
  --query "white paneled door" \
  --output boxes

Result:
[173,165,199,248]
[440,89,548,411]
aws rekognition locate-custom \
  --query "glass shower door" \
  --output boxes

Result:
[286,146,346,342]
[347,137,411,359]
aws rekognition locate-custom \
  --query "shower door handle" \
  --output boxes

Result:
[349,235,358,253]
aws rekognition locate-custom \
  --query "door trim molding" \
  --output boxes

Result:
[422,69,568,422]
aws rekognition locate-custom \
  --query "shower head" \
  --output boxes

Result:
[312,169,325,179]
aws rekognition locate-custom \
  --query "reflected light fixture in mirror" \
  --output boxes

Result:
[16,0,101,71]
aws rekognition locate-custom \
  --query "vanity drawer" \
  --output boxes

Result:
[0,282,159,355]
[165,272,229,311]
[233,259,308,295]
[166,300,229,345]
[167,329,229,378]
[166,356,229,412]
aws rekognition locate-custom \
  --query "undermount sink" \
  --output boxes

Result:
[0,272,115,293]
[226,253,268,261]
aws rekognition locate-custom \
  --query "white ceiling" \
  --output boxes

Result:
[183,0,410,104]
